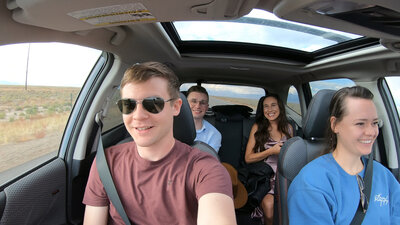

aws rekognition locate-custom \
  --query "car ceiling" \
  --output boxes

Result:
[2,0,400,88]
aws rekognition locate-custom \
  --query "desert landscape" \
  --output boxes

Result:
[0,85,80,172]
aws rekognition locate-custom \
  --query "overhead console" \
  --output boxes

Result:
[272,0,400,40]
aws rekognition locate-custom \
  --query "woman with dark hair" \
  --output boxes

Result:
[288,86,400,224]
[245,93,293,225]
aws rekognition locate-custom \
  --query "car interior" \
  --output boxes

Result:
[1,0,400,224]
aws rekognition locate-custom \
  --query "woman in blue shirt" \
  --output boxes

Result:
[288,86,400,225]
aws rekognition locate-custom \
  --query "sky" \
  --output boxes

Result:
[0,42,101,87]
[174,9,361,52]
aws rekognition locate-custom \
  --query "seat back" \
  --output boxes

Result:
[173,92,196,145]
[212,105,254,168]
[277,89,335,225]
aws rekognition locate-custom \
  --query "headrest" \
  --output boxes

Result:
[212,105,253,118]
[302,89,335,139]
[173,92,196,145]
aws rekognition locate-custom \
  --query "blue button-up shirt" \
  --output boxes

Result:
[194,120,222,152]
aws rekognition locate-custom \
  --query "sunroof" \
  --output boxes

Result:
[173,9,362,52]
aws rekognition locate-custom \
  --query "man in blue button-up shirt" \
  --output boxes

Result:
[187,85,222,152]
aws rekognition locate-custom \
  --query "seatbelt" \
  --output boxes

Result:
[94,113,132,225]
[350,153,373,225]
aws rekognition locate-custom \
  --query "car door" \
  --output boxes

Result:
[0,42,103,225]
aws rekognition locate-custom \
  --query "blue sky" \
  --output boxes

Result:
[174,9,361,52]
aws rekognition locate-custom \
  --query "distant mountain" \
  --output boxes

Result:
[0,81,23,85]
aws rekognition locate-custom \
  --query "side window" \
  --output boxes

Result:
[180,83,265,112]
[0,43,101,175]
[287,85,301,116]
[309,78,355,96]
[385,76,400,119]
[103,88,122,131]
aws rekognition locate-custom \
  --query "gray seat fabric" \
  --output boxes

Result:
[277,89,335,225]
[173,92,196,145]
[193,141,219,161]
[117,92,219,160]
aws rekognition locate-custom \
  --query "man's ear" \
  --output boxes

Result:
[330,116,338,133]
[173,98,182,116]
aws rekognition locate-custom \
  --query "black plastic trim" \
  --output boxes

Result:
[302,83,312,108]
[64,52,114,224]
[378,77,400,181]
[330,6,400,36]
[0,191,5,219]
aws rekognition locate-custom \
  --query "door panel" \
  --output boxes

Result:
[0,158,66,225]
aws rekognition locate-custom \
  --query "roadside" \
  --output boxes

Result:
[0,131,62,173]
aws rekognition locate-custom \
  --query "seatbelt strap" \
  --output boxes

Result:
[350,153,373,225]
[94,113,132,225]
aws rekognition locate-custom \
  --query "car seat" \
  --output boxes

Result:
[212,105,253,168]
[276,89,335,225]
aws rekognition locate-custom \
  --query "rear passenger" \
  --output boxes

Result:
[244,94,293,225]
[187,85,222,152]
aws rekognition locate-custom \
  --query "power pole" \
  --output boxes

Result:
[25,43,30,90]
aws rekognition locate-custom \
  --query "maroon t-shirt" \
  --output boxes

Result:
[83,140,232,225]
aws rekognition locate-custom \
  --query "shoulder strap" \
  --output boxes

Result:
[94,114,132,225]
[350,153,373,225]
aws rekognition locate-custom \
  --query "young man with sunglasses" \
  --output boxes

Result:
[187,85,222,152]
[82,62,236,225]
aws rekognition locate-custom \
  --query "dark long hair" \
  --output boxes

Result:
[322,86,374,155]
[253,93,292,152]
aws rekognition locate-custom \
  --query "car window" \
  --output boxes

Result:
[180,83,265,112]
[287,85,301,116]
[309,78,355,96]
[385,76,400,119]
[0,42,101,174]
[103,87,123,131]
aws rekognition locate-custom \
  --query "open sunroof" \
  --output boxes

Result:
[163,9,379,63]
[173,9,362,52]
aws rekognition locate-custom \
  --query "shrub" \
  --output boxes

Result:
[0,111,5,119]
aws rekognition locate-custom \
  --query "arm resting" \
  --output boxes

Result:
[197,193,237,225]
[83,205,108,225]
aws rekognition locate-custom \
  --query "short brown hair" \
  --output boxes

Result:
[120,62,180,99]
[187,85,209,102]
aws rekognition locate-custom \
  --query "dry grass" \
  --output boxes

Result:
[0,113,69,145]
[0,85,79,145]
[0,85,79,112]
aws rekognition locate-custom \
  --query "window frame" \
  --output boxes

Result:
[379,77,400,180]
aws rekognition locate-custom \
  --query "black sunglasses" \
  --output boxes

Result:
[117,97,175,114]
[356,175,369,213]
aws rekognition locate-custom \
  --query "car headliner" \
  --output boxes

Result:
[2,0,400,90]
